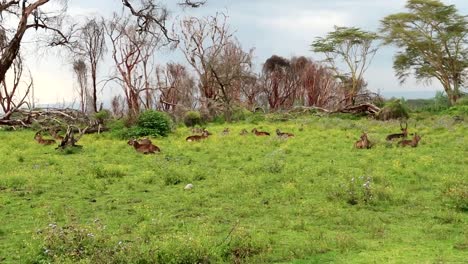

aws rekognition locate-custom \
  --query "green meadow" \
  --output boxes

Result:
[0,115,466,263]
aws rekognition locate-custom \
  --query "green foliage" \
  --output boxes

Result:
[133,110,173,137]
[183,111,203,127]
[380,0,468,104]
[376,99,410,120]
[93,110,111,124]
[311,26,379,97]
[231,106,253,122]
[0,116,466,263]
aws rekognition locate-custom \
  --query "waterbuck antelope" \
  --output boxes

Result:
[186,129,211,142]
[276,129,294,138]
[354,132,371,149]
[398,133,421,147]
[251,128,270,136]
[128,139,160,154]
[34,132,56,145]
[386,121,408,141]
[239,129,249,135]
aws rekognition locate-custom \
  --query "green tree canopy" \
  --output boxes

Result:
[380,0,468,105]
[311,26,379,105]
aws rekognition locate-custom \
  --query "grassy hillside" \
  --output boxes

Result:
[0,115,466,263]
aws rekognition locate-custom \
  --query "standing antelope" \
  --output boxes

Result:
[128,139,160,154]
[276,129,294,138]
[251,128,270,136]
[354,132,371,149]
[386,121,408,141]
[398,133,422,147]
[186,130,211,142]
[34,132,56,145]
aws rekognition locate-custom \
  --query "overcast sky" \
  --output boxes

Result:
[21,0,468,104]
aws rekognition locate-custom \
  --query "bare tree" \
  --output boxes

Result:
[156,62,196,112]
[74,18,107,113]
[179,12,255,120]
[0,56,33,120]
[0,0,70,85]
[72,59,87,113]
[260,55,298,111]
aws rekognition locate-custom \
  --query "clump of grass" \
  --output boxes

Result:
[443,182,468,212]
[328,176,375,205]
[219,227,266,263]
[92,166,125,179]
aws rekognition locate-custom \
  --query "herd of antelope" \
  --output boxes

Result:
[33,121,422,154]
[354,121,422,149]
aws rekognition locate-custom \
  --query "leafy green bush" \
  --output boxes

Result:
[183,111,202,127]
[231,107,253,121]
[376,99,409,120]
[128,110,173,137]
[93,110,111,124]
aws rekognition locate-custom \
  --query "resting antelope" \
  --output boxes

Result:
[398,133,421,147]
[34,132,56,145]
[276,129,294,138]
[354,132,371,149]
[49,128,64,141]
[239,129,249,135]
[128,139,160,154]
[222,128,230,135]
[386,121,408,141]
[127,138,152,146]
[186,130,210,142]
[251,128,270,136]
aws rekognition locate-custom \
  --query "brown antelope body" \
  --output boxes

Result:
[239,129,249,135]
[127,138,152,147]
[252,128,270,136]
[398,133,421,147]
[354,132,371,149]
[49,129,64,141]
[276,129,294,138]
[34,132,56,145]
[128,139,160,154]
[186,130,210,142]
[386,121,408,141]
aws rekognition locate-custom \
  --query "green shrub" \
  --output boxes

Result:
[183,111,202,127]
[443,183,468,212]
[131,110,173,137]
[376,99,409,120]
[231,107,253,121]
[93,110,111,124]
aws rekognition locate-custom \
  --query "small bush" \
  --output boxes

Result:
[231,107,253,121]
[328,176,374,205]
[129,110,173,137]
[184,111,202,127]
[93,110,111,125]
[92,166,125,179]
[377,100,409,121]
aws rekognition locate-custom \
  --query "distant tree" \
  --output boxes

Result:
[75,18,107,113]
[72,59,88,113]
[312,26,379,105]
[156,63,196,112]
[380,0,468,105]
[260,55,298,110]
[179,13,254,121]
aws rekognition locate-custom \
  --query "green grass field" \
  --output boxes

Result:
[0,115,466,263]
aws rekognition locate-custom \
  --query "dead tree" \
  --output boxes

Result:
[75,18,107,113]
[56,125,89,150]
[72,59,88,113]
[156,63,196,112]
[0,0,70,86]
[0,56,33,121]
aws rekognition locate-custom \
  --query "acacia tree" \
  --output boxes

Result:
[381,0,468,105]
[311,26,379,105]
